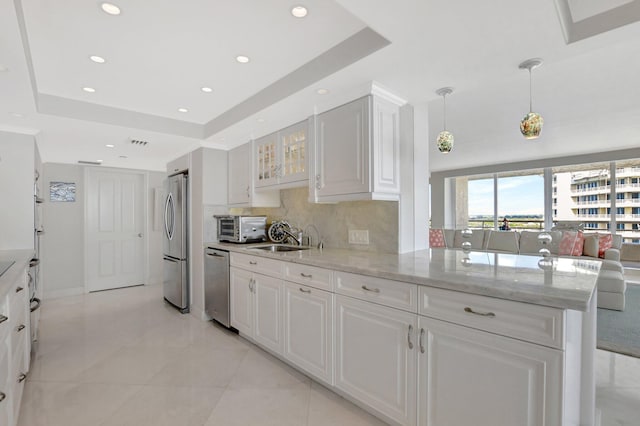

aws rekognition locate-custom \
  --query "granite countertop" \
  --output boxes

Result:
[206,242,600,311]
[0,249,35,297]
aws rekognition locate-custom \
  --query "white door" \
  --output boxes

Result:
[253,273,283,355]
[86,169,145,292]
[418,316,563,426]
[230,267,253,336]
[335,295,417,426]
[283,281,333,384]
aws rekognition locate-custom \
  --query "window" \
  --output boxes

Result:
[633,207,640,215]
[467,177,494,229]
[619,178,626,185]
[618,223,626,230]
[632,177,639,184]
[633,193,639,199]
[617,193,625,200]
[617,207,625,215]
[633,223,639,230]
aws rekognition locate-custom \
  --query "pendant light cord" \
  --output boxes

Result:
[442,93,447,130]
[529,68,533,113]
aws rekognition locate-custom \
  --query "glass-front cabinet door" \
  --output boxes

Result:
[255,132,278,188]
[254,120,308,189]
[278,120,307,185]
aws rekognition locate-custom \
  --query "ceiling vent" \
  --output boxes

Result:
[78,160,102,165]
[130,139,149,146]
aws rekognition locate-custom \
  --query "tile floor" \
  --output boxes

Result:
[17,284,640,426]
[18,285,386,426]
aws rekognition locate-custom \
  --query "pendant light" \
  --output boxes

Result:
[435,87,454,153]
[518,58,543,139]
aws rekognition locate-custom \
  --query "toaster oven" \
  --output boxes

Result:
[215,215,267,243]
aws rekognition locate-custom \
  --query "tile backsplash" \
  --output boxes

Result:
[231,187,399,253]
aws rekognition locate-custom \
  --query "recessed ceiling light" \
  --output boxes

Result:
[177,108,188,113]
[9,112,24,118]
[83,87,96,93]
[90,55,106,64]
[119,155,128,158]
[316,88,329,95]
[96,159,103,163]
[101,3,121,15]
[0,64,8,72]
[236,55,250,64]
[291,5,308,18]
[105,144,115,148]
[201,87,213,93]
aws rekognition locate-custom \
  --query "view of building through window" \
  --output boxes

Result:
[455,159,640,244]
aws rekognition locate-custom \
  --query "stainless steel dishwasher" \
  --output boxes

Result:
[204,247,231,328]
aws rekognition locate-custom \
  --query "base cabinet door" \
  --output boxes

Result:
[252,274,283,354]
[230,267,253,336]
[418,316,563,426]
[335,295,417,426]
[283,282,333,384]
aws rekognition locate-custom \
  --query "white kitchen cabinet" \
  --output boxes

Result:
[0,261,31,426]
[310,92,403,202]
[229,263,284,355]
[283,281,333,384]
[335,294,417,426]
[166,152,190,175]
[255,120,309,190]
[228,142,279,207]
[417,316,563,426]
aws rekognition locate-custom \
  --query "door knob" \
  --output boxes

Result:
[138,233,143,238]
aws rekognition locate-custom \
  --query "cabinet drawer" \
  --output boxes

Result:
[230,253,283,278]
[0,343,8,426]
[334,271,418,312]
[283,263,332,291]
[11,307,28,363]
[418,286,565,349]
[0,297,9,345]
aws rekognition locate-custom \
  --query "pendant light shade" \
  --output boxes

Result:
[435,87,454,153]
[519,58,543,139]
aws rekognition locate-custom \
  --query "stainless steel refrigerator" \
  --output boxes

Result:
[163,173,189,313]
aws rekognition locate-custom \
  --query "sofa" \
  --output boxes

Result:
[436,228,627,311]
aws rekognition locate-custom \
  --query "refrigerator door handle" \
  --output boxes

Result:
[163,256,179,263]
[164,192,174,240]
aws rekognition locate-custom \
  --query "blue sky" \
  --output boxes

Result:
[468,175,544,216]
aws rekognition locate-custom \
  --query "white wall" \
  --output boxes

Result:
[147,171,165,286]
[0,131,36,250]
[41,163,85,298]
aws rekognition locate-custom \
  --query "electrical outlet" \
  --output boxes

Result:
[348,229,369,245]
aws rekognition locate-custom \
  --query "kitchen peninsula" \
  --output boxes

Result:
[207,242,599,426]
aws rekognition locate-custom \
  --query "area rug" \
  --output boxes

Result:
[597,283,640,358]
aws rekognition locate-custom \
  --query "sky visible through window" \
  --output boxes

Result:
[468,175,544,217]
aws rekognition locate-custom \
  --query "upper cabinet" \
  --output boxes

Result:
[166,152,189,175]
[228,141,280,207]
[255,120,308,190]
[310,92,404,203]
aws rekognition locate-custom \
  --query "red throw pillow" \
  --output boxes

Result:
[558,231,577,255]
[572,231,585,256]
[598,234,613,258]
[429,229,446,248]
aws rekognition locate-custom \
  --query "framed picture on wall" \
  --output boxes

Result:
[50,181,76,202]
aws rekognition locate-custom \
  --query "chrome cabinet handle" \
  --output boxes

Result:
[30,258,40,267]
[407,324,414,350]
[361,285,380,293]
[246,186,250,198]
[249,261,257,265]
[18,373,27,383]
[17,324,26,332]
[248,279,254,292]
[419,328,425,354]
[0,392,5,402]
[16,286,24,293]
[0,315,7,324]
[300,273,312,278]
[464,307,496,318]
[315,175,321,190]
[30,297,41,313]
[299,287,311,294]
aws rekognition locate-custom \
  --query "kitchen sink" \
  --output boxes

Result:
[250,244,311,252]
